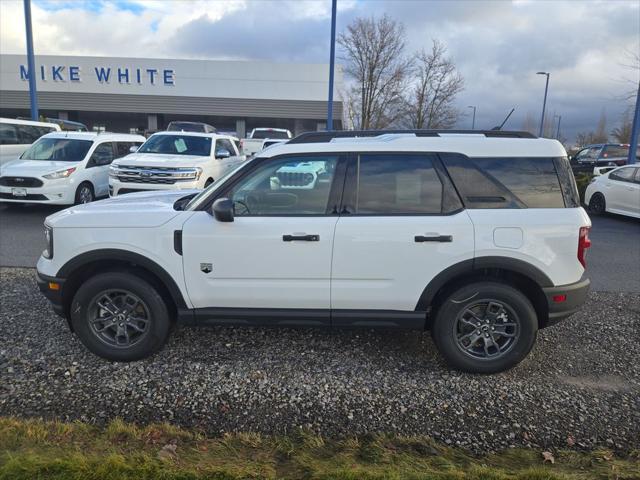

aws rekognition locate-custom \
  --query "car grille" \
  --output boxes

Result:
[118,177,177,185]
[0,193,48,200]
[0,176,43,187]
[275,172,314,187]
[112,165,197,184]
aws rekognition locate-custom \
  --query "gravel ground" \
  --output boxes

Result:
[1,267,639,454]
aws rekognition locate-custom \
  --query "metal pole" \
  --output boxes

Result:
[627,82,640,165]
[556,115,562,140]
[23,0,38,121]
[468,106,476,129]
[326,0,337,130]
[537,72,550,137]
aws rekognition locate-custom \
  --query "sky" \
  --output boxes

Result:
[0,0,638,143]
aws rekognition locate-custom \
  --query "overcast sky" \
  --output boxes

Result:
[1,0,638,142]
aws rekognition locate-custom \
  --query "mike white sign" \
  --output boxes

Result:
[19,64,175,86]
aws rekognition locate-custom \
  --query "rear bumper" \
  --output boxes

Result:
[542,277,590,327]
[36,270,66,317]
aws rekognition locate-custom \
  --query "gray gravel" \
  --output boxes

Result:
[1,267,639,454]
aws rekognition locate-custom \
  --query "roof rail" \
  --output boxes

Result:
[288,129,537,144]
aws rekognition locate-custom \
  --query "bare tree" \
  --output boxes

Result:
[521,111,537,135]
[338,15,412,129]
[594,109,608,143]
[611,108,632,143]
[401,40,464,129]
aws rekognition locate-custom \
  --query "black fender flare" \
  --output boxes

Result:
[57,248,188,309]
[415,256,553,311]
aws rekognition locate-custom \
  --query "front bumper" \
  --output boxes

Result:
[542,277,591,327]
[36,270,66,317]
[109,178,201,197]
[0,183,75,204]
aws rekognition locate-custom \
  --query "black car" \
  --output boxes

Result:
[572,143,639,167]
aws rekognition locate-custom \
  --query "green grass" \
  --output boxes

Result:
[0,417,638,479]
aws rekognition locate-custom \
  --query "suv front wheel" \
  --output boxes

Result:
[432,282,537,373]
[70,272,171,361]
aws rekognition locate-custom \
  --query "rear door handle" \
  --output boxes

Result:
[283,234,320,242]
[415,235,453,243]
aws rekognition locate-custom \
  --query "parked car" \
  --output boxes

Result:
[167,121,216,133]
[585,164,640,219]
[0,117,61,167]
[572,143,640,168]
[44,118,88,132]
[36,129,591,373]
[0,132,144,205]
[109,131,245,197]
[240,128,292,157]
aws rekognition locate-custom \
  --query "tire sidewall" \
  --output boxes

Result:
[432,282,538,374]
[70,272,171,361]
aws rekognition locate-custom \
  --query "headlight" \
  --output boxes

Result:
[43,224,53,259]
[194,167,202,180]
[109,165,119,177]
[43,167,76,180]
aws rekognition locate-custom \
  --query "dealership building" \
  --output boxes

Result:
[0,54,343,136]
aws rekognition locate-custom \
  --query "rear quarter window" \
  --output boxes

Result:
[441,155,567,208]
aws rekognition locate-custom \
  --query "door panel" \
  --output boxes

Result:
[182,214,339,309]
[331,214,474,311]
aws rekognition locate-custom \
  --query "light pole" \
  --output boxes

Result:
[554,114,562,140]
[326,0,337,130]
[23,0,38,120]
[467,105,476,130]
[537,71,550,137]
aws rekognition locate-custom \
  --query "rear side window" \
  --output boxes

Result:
[351,154,459,215]
[441,155,566,208]
[602,145,628,158]
[0,124,19,144]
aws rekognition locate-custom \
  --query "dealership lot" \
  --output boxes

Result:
[1,203,638,291]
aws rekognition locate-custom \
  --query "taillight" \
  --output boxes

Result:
[578,226,591,268]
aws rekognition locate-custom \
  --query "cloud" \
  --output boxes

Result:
[0,0,637,142]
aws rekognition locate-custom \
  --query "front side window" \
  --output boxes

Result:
[609,167,636,183]
[0,124,18,145]
[353,154,444,214]
[20,138,93,162]
[227,155,338,216]
[215,139,235,157]
[137,135,212,156]
[90,143,115,166]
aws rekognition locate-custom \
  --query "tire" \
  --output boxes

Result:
[70,271,172,361]
[431,282,538,373]
[588,192,606,215]
[204,178,214,188]
[74,182,94,205]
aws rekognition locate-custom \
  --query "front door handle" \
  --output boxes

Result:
[415,235,453,243]
[283,234,320,242]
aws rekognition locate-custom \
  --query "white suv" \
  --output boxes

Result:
[36,130,591,373]
[109,131,245,197]
[0,132,145,205]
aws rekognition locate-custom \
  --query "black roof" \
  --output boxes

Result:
[288,129,537,144]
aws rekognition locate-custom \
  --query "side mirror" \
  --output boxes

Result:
[129,145,139,153]
[215,148,231,159]
[211,198,234,222]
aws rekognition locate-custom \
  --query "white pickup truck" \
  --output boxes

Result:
[240,128,292,157]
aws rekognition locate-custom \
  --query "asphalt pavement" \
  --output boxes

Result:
[0,203,638,291]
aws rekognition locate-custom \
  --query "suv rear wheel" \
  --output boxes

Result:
[432,282,537,373]
[70,272,171,361]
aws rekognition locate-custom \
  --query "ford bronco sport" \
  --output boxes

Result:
[37,130,591,373]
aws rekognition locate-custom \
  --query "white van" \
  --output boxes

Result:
[0,131,145,205]
[0,118,62,167]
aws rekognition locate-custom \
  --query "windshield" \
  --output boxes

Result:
[20,138,92,162]
[185,160,252,211]
[137,134,212,156]
[167,122,205,133]
[251,130,290,139]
